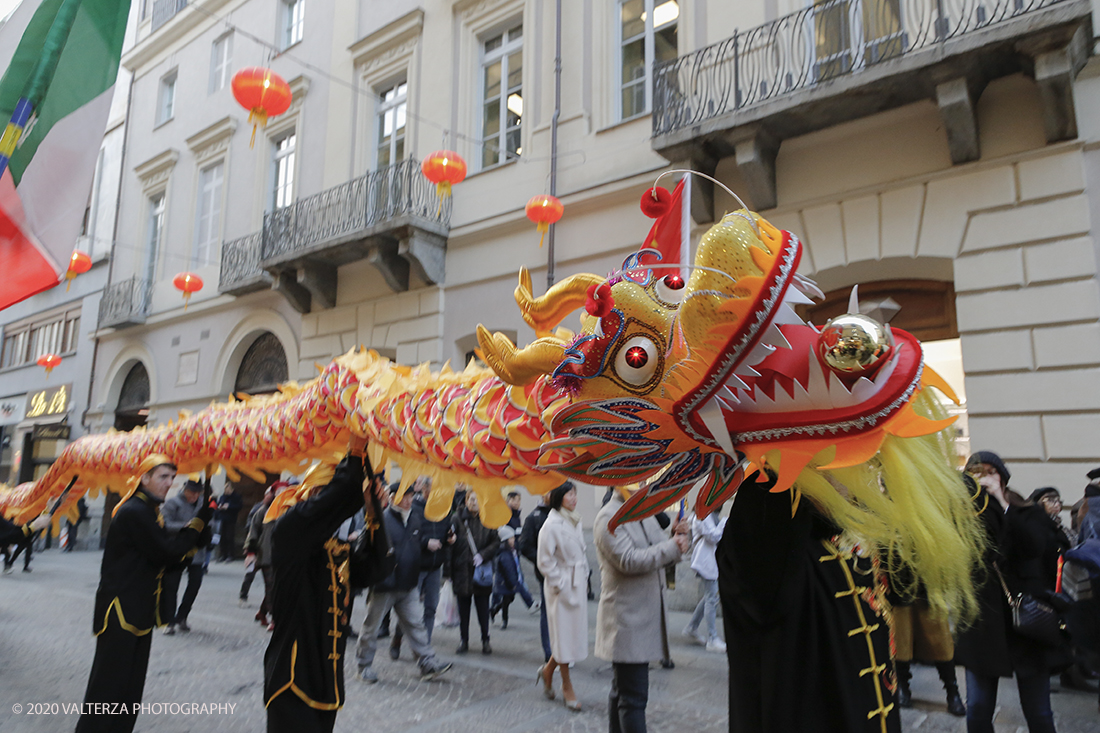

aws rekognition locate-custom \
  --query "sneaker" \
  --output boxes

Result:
[356,666,379,684]
[419,659,452,681]
[238,598,249,607]
[682,624,706,646]
[178,620,191,633]
[389,643,400,660]
[482,641,492,655]
[164,625,176,636]
[2,565,12,575]
[705,638,726,653]
[21,566,31,573]
[455,642,469,654]
[528,601,540,614]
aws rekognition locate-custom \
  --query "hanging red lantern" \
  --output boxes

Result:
[421,151,467,198]
[231,67,293,148]
[525,194,564,248]
[65,250,92,291]
[173,272,204,309]
[37,353,61,375]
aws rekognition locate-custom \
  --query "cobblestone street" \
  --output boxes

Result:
[0,549,1096,732]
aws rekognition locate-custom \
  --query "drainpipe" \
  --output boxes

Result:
[547,0,561,288]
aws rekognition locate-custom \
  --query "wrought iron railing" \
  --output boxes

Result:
[98,277,150,328]
[261,158,450,263]
[219,232,268,293]
[151,0,187,31]
[653,0,1070,136]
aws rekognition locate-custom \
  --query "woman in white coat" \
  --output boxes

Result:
[536,482,589,711]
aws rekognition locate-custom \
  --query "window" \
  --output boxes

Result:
[376,81,407,169]
[193,162,224,267]
[209,32,233,93]
[281,0,304,49]
[145,193,165,282]
[1,308,82,369]
[480,22,522,169]
[157,70,177,125]
[618,0,678,120]
[271,131,296,210]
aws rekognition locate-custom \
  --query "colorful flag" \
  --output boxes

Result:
[638,175,692,279]
[0,0,130,310]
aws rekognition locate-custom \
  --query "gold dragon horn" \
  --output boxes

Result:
[515,267,605,337]
[476,325,568,386]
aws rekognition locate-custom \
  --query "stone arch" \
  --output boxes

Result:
[100,343,158,425]
[213,310,299,397]
[235,332,289,395]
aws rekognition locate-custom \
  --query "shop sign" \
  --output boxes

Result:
[0,397,25,425]
[26,383,71,419]
[32,423,71,441]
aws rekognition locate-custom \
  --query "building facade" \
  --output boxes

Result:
[89,0,1100,522]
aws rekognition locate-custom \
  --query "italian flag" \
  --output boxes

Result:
[0,0,130,310]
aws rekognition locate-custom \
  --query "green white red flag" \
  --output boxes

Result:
[0,0,130,310]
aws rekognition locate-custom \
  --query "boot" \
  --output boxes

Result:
[896,661,913,708]
[936,661,966,717]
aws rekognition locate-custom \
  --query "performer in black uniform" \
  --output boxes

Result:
[0,512,51,551]
[717,472,900,733]
[75,455,210,733]
[264,438,375,733]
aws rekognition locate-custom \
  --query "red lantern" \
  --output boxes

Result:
[525,194,564,248]
[173,272,204,309]
[65,250,92,291]
[37,353,61,375]
[232,68,293,148]
[421,151,467,198]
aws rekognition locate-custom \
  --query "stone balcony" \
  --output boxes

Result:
[651,0,1092,217]
[98,276,151,330]
[217,158,450,313]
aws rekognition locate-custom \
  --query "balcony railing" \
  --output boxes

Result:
[261,158,450,264]
[98,277,150,329]
[218,232,270,295]
[151,0,187,31]
[653,0,1070,136]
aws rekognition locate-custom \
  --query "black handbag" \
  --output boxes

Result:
[349,489,395,589]
[993,563,1066,647]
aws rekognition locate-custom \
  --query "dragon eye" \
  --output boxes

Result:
[614,336,659,386]
[654,273,687,306]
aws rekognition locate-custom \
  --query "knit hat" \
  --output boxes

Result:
[182,479,204,494]
[966,451,1010,485]
[1027,487,1060,503]
[498,525,516,542]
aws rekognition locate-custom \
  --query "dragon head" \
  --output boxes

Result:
[478,184,957,531]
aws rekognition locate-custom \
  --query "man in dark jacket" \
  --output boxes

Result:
[353,483,451,683]
[519,494,552,661]
[161,480,208,634]
[263,446,370,733]
[76,455,211,733]
[390,478,455,656]
[216,485,243,560]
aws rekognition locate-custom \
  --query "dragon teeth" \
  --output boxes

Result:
[760,323,792,350]
[699,397,737,457]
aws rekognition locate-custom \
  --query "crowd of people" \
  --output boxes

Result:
[6,440,1099,733]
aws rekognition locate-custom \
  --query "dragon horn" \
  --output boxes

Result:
[476,325,567,386]
[515,267,605,337]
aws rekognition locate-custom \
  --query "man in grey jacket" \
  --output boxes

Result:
[162,479,209,634]
[593,489,689,733]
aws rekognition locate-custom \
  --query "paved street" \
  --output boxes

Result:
[0,548,1096,732]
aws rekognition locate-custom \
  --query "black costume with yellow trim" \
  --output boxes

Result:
[0,516,35,546]
[76,488,207,733]
[263,452,366,733]
[717,479,900,733]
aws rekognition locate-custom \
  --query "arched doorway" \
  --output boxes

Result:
[225,332,289,557]
[234,332,289,395]
[102,362,151,543]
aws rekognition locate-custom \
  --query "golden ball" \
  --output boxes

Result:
[818,314,891,374]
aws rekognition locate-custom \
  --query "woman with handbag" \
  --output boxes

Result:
[956,452,1060,733]
[450,490,500,654]
[536,482,589,711]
